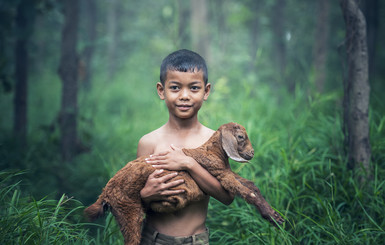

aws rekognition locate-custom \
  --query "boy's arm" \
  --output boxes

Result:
[185,158,234,205]
[137,136,185,205]
[146,145,234,205]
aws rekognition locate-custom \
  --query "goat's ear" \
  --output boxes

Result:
[222,130,249,162]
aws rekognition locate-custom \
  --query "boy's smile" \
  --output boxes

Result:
[157,70,211,120]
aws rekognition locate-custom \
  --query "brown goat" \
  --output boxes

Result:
[84,122,284,245]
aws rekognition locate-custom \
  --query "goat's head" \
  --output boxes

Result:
[220,122,254,162]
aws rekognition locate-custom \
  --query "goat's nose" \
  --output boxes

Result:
[247,149,254,159]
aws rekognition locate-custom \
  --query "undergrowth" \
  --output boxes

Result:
[1,65,384,244]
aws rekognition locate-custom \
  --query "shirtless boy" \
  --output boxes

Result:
[137,49,233,244]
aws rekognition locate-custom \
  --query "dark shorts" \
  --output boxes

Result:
[140,223,209,245]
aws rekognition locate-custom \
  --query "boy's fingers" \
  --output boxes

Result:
[152,164,167,169]
[149,151,170,157]
[160,189,185,196]
[159,172,179,182]
[146,156,167,163]
[170,144,181,150]
[164,178,184,188]
[147,156,167,160]
[150,169,164,177]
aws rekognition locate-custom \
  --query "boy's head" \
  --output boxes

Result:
[160,49,208,85]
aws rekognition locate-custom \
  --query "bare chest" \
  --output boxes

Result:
[152,137,202,154]
[150,127,214,154]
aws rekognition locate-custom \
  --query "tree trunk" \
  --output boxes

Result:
[107,0,118,80]
[340,0,371,177]
[82,0,97,90]
[58,0,79,162]
[363,0,379,79]
[313,0,330,93]
[213,0,226,51]
[13,0,35,147]
[176,0,190,48]
[271,0,288,92]
[247,1,260,73]
[190,0,209,62]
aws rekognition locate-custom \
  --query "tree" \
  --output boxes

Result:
[340,0,371,177]
[363,0,379,79]
[13,0,36,147]
[313,0,330,93]
[81,0,98,90]
[58,0,79,162]
[107,0,118,80]
[190,0,209,61]
[247,0,260,73]
[176,0,190,49]
[270,0,289,92]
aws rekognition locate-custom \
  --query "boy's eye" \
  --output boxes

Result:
[170,85,179,90]
[191,86,201,91]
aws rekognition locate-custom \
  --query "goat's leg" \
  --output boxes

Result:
[111,203,145,245]
[234,173,284,225]
[218,171,284,225]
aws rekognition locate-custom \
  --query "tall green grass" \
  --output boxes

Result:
[0,171,127,245]
[1,56,384,244]
[0,171,87,244]
[205,87,385,244]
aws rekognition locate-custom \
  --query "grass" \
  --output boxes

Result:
[0,171,126,245]
[0,171,88,244]
[1,58,384,244]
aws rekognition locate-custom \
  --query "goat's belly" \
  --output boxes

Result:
[150,171,205,213]
[103,160,154,202]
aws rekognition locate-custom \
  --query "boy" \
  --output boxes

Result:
[137,49,233,244]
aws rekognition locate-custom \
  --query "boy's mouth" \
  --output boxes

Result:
[176,104,192,111]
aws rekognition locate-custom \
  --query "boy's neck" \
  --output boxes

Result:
[165,115,201,132]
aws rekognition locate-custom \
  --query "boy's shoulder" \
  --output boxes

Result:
[198,125,215,139]
[137,126,164,157]
[139,128,161,144]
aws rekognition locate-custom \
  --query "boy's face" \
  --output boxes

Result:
[157,70,210,120]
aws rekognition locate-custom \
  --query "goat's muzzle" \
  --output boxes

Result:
[240,149,254,161]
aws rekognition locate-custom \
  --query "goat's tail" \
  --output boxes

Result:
[84,198,106,221]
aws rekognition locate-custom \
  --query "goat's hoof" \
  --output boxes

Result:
[270,211,284,226]
[261,207,284,226]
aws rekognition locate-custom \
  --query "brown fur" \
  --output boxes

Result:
[84,122,284,245]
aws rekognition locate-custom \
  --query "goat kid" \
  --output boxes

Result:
[85,122,284,245]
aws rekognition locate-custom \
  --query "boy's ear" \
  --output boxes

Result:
[204,83,211,101]
[157,82,165,100]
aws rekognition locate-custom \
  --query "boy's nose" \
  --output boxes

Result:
[179,89,190,100]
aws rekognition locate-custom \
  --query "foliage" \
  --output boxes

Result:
[0,170,88,244]
[1,75,385,243]
[1,0,385,244]
[0,170,126,245]
[205,87,385,244]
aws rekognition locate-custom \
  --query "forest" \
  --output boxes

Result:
[1,0,384,244]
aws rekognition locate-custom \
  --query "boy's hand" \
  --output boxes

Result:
[140,169,185,204]
[145,144,195,171]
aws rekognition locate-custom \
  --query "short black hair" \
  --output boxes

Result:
[160,49,208,85]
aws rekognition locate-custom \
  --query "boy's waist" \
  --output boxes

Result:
[142,223,209,244]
